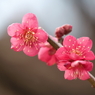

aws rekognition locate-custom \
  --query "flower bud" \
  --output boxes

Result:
[62,24,72,35]
[55,24,72,38]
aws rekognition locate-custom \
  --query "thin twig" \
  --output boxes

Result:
[88,72,95,88]
[47,35,63,50]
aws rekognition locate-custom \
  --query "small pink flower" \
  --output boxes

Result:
[56,35,95,80]
[38,36,58,66]
[7,13,48,56]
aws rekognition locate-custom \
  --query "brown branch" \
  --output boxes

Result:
[88,72,95,88]
[47,35,95,88]
[47,35,63,50]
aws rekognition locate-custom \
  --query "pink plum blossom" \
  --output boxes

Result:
[38,36,58,66]
[7,13,48,56]
[56,35,95,80]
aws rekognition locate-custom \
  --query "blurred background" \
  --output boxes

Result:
[0,0,95,95]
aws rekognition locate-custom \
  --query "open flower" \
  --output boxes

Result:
[56,35,95,80]
[38,36,58,66]
[7,13,48,56]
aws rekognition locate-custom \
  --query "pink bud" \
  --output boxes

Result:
[62,24,72,35]
[55,27,65,38]
[55,24,72,38]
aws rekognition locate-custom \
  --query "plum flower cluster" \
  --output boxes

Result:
[7,13,95,81]
[56,36,95,80]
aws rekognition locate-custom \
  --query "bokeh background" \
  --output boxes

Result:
[0,0,95,95]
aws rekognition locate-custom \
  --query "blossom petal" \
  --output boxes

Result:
[35,29,48,43]
[77,37,92,51]
[47,55,57,66]
[57,62,67,71]
[38,47,51,63]
[71,60,81,67]
[22,13,38,29]
[83,51,95,60]
[23,45,39,56]
[78,70,90,80]
[71,60,93,71]
[69,53,81,60]
[83,61,93,71]
[55,47,70,60]
[63,35,77,51]
[64,70,76,80]
[38,47,57,66]
[7,23,23,36]
[10,37,24,51]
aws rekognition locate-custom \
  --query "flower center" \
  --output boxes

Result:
[25,31,34,40]
[24,31,38,45]
[72,49,82,56]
